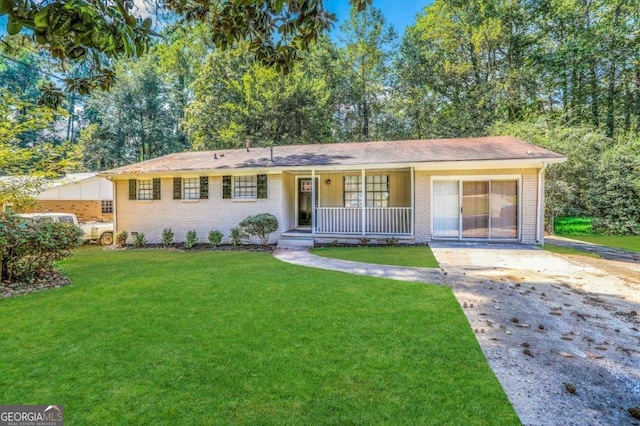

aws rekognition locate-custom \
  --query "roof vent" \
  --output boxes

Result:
[527,150,534,155]
[246,140,251,152]
[214,153,218,159]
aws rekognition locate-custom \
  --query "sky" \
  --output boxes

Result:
[324,0,433,39]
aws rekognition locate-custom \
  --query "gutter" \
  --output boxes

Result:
[536,162,548,245]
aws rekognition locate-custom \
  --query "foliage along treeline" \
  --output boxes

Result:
[1,0,639,233]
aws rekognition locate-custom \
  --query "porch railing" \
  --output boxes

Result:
[315,207,411,235]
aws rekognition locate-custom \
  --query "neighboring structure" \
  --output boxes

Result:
[21,173,113,223]
[102,137,566,245]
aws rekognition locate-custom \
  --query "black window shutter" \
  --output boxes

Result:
[222,176,231,199]
[152,178,161,200]
[129,179,137,200]
[257,174,267,199]
[173,178,182,200]
[199,176,209,199]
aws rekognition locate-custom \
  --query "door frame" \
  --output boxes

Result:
[431,175,522,241]
[295,176,320,228]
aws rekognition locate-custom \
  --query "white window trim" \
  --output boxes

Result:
[430,174,522,242]
[137,179,154,201]
[232,175,258,199]
[182,177,200,200]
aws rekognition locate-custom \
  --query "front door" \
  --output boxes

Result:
[298,178,313,226]
[297,178,319,227]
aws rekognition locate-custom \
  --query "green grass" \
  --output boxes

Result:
[0,247,516,425]
[310,246,440,268]
[554,216,594,235]
[557,235,640,253]
[544,243,600,258]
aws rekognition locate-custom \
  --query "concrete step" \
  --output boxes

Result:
[277,237,315,249]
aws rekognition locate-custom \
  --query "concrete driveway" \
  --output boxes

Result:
[430,242,640,425]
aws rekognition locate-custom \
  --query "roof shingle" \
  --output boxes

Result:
[102,136,565,175]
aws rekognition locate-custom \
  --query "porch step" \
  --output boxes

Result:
[277,237,315,249]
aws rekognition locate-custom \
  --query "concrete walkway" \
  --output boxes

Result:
[545,235,640,263]
[273,249,446,284]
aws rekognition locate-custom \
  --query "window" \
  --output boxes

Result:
[343,175,389,207]
[234,175,257,198]
[101,200,113,214]
[58,215,75,224]
[138,179,153,200]
[173,177,209,200]
[128,178,160,200]
[183,177,200,199]
[344,176,362,207]
[366,175,389,207]
[222,175,267,199]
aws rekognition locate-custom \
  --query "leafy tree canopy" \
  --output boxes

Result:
[1,0,371,103]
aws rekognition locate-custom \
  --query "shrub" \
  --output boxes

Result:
[238,213,279,246]
[185,230,198,249]
[0,213,84,283]
[133,232,147,248]
[208,230,223,247]
[115,231,128,247]
[359,237,371,246]
[329,239,340,247]
[230,227,242,246]
[161,228,174,246]
[386,237,399,246]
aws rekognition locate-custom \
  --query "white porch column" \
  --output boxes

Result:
[311,169,316,235]
[410,167,415,236]
[361,168,366,235]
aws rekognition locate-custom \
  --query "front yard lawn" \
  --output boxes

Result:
[558,235,640,253]
[0,247,515,424]
[311,245,440,268]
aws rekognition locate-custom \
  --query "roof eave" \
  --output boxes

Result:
[101,156,566,179]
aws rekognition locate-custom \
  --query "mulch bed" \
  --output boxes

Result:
[111,243,276,253]
[2,271,71,299]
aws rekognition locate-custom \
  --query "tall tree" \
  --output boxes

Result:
[184,43,333,149]
[336,6,397,141]
[79,52,189,169]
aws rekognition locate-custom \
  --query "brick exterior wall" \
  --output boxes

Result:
[414,168,541,244]
[115,174,284,244]
[115,167,543,245]
[22,200,112,223]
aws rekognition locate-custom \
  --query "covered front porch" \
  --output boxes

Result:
[282,168,414,236]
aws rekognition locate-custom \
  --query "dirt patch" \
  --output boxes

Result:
[431,243,640,426]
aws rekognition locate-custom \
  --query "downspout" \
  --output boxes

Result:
[536,162,548,245]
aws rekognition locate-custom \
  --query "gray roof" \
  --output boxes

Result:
[102,136,566,175]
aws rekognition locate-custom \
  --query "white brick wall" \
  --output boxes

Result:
[414,168,541,244]
[115,167,543,245]
[115,174,284,244]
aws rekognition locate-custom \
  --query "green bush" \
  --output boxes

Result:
[238,213,279,246]
[185,230,198,249]
[0,213,84,283]
[208,230,223,247]
[359,238,371,246]
[161,228,174,246]
[230,227,242,246]
[115,231,128,247]
[133,232,147,248]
